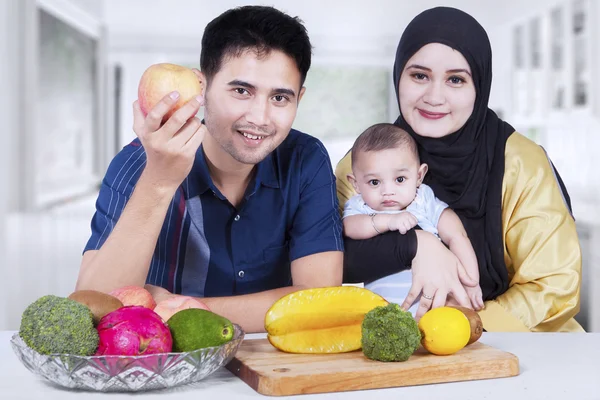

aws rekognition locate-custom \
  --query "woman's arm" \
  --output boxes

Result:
[478,134,584,332]
[343,230,417,283]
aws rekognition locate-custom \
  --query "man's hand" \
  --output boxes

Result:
[388,212,418,234]
[144,284,176,304]
[133,92,206,192]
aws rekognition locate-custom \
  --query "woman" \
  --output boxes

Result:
[336,7,584,332]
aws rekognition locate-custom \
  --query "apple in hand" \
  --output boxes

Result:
[138,63,203,123]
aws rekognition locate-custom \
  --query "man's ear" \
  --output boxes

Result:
[417,163,428,186]
[297,86,306,105]
[192,68,206,101]
[347,174,360,194]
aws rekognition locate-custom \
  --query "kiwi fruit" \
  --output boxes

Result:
[450,306,483,345]
[68,290,123,324]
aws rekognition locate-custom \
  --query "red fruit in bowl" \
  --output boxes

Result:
[109,285,157,309]
[154,295,210,322]
[96,306,172,356]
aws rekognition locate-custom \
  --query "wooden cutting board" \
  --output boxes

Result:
[226,339,519,396]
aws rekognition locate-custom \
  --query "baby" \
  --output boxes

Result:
[343,123,483,314]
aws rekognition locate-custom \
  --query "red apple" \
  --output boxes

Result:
[138,63,202,122]
[153,295,210,322]
[109,286,157,309]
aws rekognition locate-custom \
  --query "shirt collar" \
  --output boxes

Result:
[185,146,279,199]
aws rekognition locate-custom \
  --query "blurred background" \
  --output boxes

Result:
[0,0,598,331]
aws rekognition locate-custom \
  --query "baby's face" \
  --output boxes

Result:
[350,147,424,212]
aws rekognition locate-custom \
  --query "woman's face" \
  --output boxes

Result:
[398,43,476,138]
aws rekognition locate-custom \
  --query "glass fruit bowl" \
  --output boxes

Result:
[10,324,245,392]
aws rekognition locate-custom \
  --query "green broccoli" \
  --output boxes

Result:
[361,303,421,362]
[19,295,99,356]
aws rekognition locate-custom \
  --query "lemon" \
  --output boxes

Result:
[418,307,471,355]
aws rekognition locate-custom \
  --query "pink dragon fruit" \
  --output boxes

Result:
[96,306,172,356]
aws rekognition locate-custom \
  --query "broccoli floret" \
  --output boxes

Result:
[19,295,99,356]
[361,303,421,362]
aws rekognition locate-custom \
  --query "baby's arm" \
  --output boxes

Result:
[343,212,418,239]
[437,209,483,309]
[343,214,394,240]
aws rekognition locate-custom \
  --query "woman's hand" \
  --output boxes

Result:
[401,230,476,320]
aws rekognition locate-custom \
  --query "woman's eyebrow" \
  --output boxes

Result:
[406,64,472,77]
[447,68,472,77]
[406,64,431,71]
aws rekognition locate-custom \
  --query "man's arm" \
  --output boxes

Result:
[147,251,343,333]
[148,138,345,333]
[77,175,179,292]
[437,209,479,283]
[76,93,205,292]
[204,251,342,333]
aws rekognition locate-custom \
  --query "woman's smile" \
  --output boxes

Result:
[417,109,449,120]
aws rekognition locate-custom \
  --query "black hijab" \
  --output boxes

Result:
[393,7,515,300]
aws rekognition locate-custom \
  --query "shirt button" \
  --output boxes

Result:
[238,270,245,278]
[234,215,240,221]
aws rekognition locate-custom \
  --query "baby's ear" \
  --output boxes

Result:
[417,163,428,185]
[347,174,360,194]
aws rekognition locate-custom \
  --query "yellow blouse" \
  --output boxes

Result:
[335,132,584,332]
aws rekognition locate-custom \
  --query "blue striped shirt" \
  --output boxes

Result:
[84,130,343,297]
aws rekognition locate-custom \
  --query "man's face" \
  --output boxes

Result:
[201,49,305,165]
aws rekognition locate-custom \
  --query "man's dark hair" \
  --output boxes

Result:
[200,6,312,87]
[351,123,419,165]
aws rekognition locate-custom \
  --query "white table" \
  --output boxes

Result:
[1,331,599,399]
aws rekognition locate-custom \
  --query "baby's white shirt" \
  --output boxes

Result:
[343,183,448,236]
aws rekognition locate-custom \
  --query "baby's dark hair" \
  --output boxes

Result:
[351,123,419,165]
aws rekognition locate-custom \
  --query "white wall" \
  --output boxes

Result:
[0,0,15,330]
[0,0,106,328]
[104,0,530,147]
[493,0,600,199]
[2,0,22,214]
[104,0,505,42]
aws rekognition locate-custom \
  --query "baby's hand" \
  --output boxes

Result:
[388,212,418,234]
[465,284,484,310]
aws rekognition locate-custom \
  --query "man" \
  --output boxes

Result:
[76,6,343,332]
